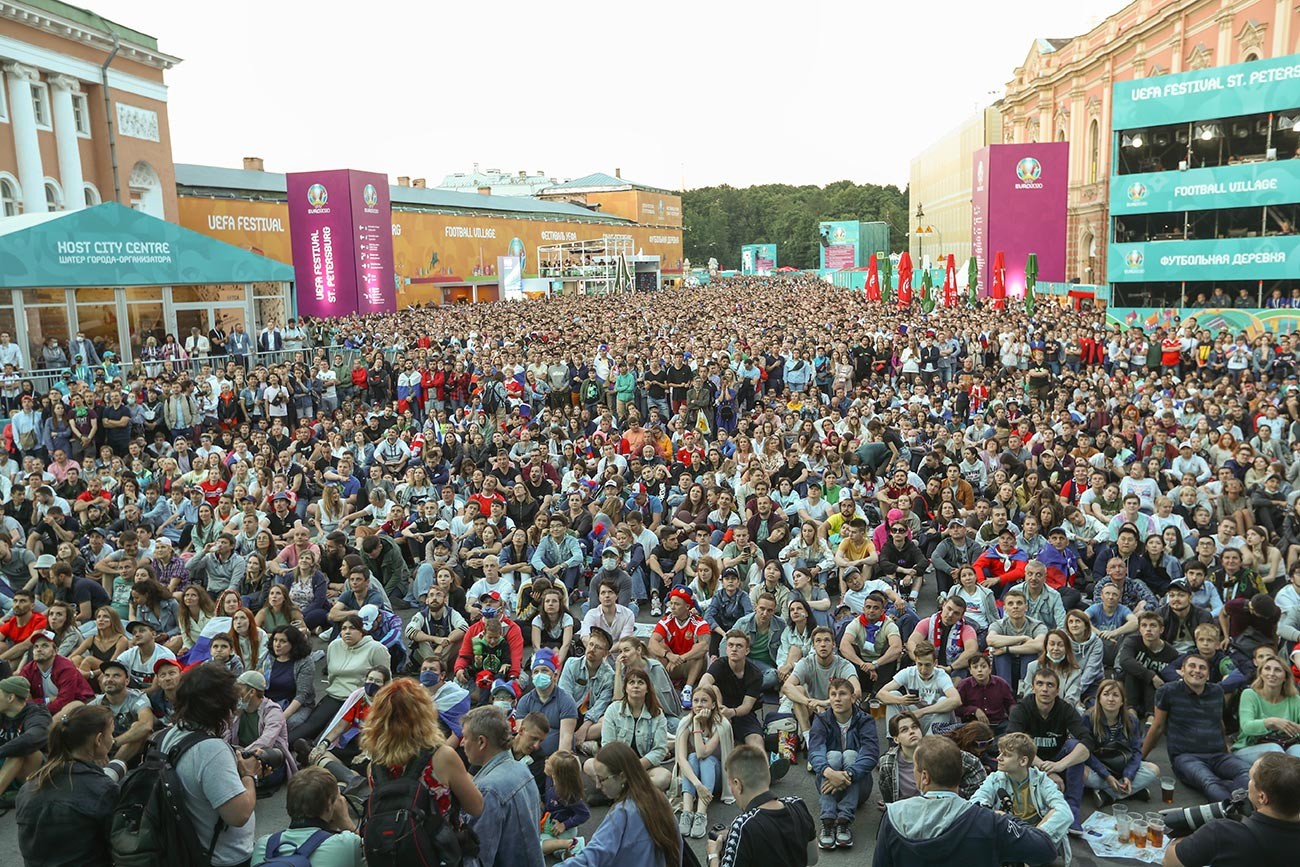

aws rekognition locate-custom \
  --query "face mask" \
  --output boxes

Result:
[493,699,513,711]
[603,559,618,571]
[419,670,441,688]
[1046,652,1066,664]
[236,700,249,713]
[533,672,553,691]
[364,682,381,698]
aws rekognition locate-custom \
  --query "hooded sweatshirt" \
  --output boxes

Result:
[874,791,1057,867]
[324,634,390,700]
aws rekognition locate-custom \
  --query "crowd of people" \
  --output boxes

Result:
[1,274,1300,866]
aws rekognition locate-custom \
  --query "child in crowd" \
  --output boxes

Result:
[208,633,245,675]
[539,750,590,859]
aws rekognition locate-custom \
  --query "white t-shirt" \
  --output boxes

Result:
[892,665,957,726]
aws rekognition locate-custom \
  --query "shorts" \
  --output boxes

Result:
[731,714,763,742]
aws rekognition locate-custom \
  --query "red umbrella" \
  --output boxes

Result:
[897,252,914,307]
[866,254,881,300]
[943,254,958,307]
[990,250,1006,310]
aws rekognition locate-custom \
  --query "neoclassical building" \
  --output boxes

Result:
[1000,0,1299,285]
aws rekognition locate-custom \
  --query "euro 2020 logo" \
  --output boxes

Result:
[1016,158,1042,183]
[362,184,378,209]
[306,183,328,208]
[1125,250,1144,269]
[1127,182,1148,203]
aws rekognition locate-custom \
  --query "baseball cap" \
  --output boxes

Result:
[358,604,379,630]
[1166,579,1191,594]
[887,508,904,523]
[1179,441,1193,450]
[30,629,56,644]
[947,518,966,529]
[34,554,56,569]
[434,520,450,531]
[1048,526,1068,537]
[126,620,157,633]
[237,670,268,691]
[153,658,182,674]
[99,659,128,677]
[838,491,854,503]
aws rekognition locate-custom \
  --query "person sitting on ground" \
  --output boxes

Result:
[18,629,92,716]
[1007,667,1094,833]
[954,652,1015,734]
[1082,678,1160,807]
[648,586,710,709]
[808,677,879,851]
[250,766,363,866]
[970,732,1072,863]
[0,675,51,807]
[876,642,961,733]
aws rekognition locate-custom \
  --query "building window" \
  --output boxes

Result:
[0,175,20,216]
[1088,119,1100,184]
[83,183,100,207]
[72,92,91,136]
[31,82,51,129]
[44,179,63,212]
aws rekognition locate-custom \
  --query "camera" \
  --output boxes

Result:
[1159,788,1251,838]
[707,823,728,842]
[241,747,286,771]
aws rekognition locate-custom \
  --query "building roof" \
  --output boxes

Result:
[545,172,673,195]
[175,164,635,225]
[0,202,292,288]
[18,0,160,51]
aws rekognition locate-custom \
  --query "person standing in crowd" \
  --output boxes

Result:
[873,735,1057,867]
[464,705,544,867]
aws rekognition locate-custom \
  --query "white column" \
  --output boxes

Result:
[3,62,46,215]
[48,75,84,212]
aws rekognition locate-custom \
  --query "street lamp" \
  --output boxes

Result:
[915,204,925,265]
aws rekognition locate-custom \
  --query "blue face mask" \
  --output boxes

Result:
[364,681,381,698]
[533,671,553,691]
[419,670,441,688]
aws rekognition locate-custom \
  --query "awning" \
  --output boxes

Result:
[0,202,294,289]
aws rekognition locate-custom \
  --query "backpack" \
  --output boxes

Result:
[363,751,467,867]
[109,730,221,867]
[580,379,601,404]
[262,830,333,867]
[482,381,503,415]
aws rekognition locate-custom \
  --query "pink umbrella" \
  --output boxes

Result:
[943,254,958,307]
[897,252,914,307]
[866,254,881,300]
[990,250,1006,310]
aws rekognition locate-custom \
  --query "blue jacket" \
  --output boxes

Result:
[808,705,879,780]
[563,799,674,867]
[873,792,1057,867]
[472,750,544,867]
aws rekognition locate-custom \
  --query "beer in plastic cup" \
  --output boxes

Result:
[1113,805,1131,843]
[1161,776,1176,804]
[1148,818,1165,847]
[1131,819,1147,848]
[869,699,884,720]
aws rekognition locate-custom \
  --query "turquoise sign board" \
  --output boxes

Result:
[1113,52,1300,128]
[1106,307,1300,338]
[1113,160,1300,214]
[0,202,294,288]
[1108,235,1300,282]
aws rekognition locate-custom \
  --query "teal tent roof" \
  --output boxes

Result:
[0,202,293,288]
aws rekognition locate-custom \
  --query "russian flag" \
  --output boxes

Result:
[179,615,232,668]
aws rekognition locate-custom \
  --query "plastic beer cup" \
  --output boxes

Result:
[1131,818,1147,848]
[1113,805,1131,843]
[1161,776,1176,804]
[1147,817,1165,847]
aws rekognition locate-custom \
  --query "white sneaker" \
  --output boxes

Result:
[680,684,693,710]
[650,595,662,617]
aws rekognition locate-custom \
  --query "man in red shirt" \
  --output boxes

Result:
[1159,328,1183,371]
[648,587,711,708]
[0,590,48,667]
[467,476,507,517]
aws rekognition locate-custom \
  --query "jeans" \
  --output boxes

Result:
[993,652,1032,694]
[681,753,721,797]
[1234,742,1300,764]
[1172,752,1252,802]
[1083,761,1160,801]
[817,750,872,821]
[749,658,779,692]
[1049,739,1087,824]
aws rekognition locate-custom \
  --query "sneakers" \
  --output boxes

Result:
[769,751,791,782]
[819,821,837,850]
[1092,789,1114,809]
[835,821,854,848]
[650,593,662,617]
[680,684,693,710]
[690,811,708,839]
[559,837,586,861]
[678,811,693,836]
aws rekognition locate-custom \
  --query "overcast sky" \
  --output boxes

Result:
[93,0,1121,190]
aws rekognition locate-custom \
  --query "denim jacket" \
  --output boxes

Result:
[472,750,544,867]
[601,700,670,765]
[732,612,786,656]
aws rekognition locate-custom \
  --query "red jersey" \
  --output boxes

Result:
[652,613,710,655]
[468,490,505,516]
[0,611,48,645]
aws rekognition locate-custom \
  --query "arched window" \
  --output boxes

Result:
[83,183,101,207]
[1088,119,1100,184]
[43,178,63,212]
[129,161,163,218]
[0,174,20,217]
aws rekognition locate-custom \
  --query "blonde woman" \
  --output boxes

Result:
[673,683,734,839]
[69,606,129,683]
[1234,655,1300,762]
[309,483,346,541]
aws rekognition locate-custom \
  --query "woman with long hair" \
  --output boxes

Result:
[15,705,119,865]
[42,601,81,658]
[688,555,720,611]
[260,624,316,728]
[256,583,305,634]
[70,606,129,685]
[945,720,998,773]
[1233,655,1300,762]
[127,578,180,640]
[530,586,575,667]
[673,684,733,839]
[591,666,671,791]
[1083,679,1160,806]
[1064,608,1105,701]
[229,606,268,669]
[361,677,483,836]
[569,741,683,867]
[1020,629,1084,709]
[280,547,330,634]
[775,596,816,679]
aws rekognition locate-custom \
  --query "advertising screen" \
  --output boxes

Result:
[971,143,1068,296]
[1108,236,1300,283]
[1111,160,1300,215]
[820,221,860,270]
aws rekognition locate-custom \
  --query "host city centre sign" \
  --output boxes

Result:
[1114,160,1300,214]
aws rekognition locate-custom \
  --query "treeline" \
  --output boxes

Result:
[681,181,910,271]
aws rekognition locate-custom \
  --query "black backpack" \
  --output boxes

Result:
[363,751,468,867]
[109,729,222,867]
[481,381,503,415]
[262,829,333,867]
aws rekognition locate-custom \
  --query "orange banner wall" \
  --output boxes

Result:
[178,195,683,302]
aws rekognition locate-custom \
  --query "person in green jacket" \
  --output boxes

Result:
[1234,655,1300,764]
